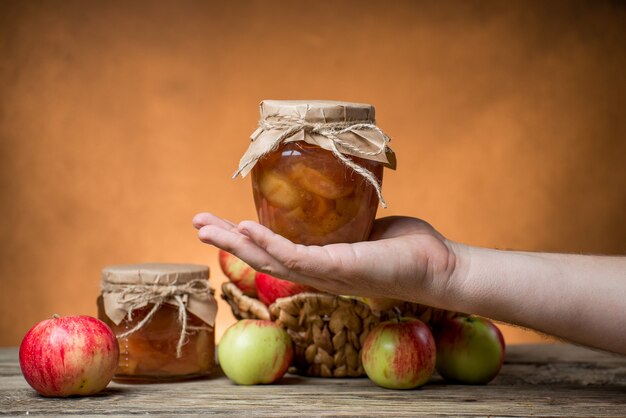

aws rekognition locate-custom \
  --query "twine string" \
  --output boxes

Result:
[102,279,212,358]
[235,114,390,208]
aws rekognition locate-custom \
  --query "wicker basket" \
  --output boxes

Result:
[221,282,464,377]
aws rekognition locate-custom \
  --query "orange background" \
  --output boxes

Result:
[1,1,625,347]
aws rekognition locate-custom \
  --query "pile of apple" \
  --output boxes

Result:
[16,250,504,397]
[219,250,506,389]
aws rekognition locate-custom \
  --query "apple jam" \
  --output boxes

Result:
[98,263,217,382]
[252,141,383,245]
[237,100,395,246]
[97,298,215,382]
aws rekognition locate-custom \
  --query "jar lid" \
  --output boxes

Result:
[100,263,217,327]
[102,263,209,285]
[260,100,376,124]
[235,99,396,191]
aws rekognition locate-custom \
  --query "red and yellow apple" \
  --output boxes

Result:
[432,316,505,384]
[361,317,436,389]
[19,315,119,397]
[218,249,257,297]
[218,319,293,385]
[255,272,316,306]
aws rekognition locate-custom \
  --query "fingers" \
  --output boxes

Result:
[197,224,289,277]
[195,214,368,282]
[193,214,418,300]
[197,221,328,288]
[236,221,407,298]
[192,212,237,230]
[238,220,421,296]
[238,220,353,279]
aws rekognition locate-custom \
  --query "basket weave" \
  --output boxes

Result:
[221,282,464,377]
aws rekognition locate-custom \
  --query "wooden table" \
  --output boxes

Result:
[1,344,624,416]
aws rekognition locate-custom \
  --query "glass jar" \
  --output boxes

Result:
[98,263,217,382]
[236,100,396,246]
[252,141,383,245]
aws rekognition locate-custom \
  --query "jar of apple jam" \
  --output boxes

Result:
[98,263,217,382]
[235,100,396,245]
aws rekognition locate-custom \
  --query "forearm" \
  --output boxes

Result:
[444,244,626,354]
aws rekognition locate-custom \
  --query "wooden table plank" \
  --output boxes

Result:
[1,344,624,416]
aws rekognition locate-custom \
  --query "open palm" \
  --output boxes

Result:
[193,214,458,306]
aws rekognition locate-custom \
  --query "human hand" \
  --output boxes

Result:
[193,213,460,306]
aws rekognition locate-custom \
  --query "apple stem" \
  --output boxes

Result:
[393,306,402,322]
[52,314,60,319]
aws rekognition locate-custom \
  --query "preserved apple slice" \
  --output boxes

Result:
[258,171,303,209]
[124,335,170,374]
[116,345,139,375]
[317,210,348,234]
[158,329,213,375]
[195,330,213,370]
[268,206,306,243]
[302,192,334,220]
[290,163,354,200]
[335,195,360,219]
[251,141,383,246]
[314,195,361,235]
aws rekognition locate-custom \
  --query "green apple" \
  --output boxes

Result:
[433,316,505,384]
[218,319,293,385]
[361,318,436,390]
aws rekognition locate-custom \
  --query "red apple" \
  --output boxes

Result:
[19,315,119,397]
[361,317,436,389]
[255,272,316,306]
[219,249,257,297]
[433,316,505,384]
[218,319,293,385]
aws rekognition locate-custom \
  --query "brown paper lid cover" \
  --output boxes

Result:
[100,263,217,327]
[236,100,397,178]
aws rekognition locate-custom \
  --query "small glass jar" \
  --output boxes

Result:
[237,100,395,246]
[252,141,383,245]
[98,263,217,382]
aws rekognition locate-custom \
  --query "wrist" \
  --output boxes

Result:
[431,240,473,313]
[442,243,521,317]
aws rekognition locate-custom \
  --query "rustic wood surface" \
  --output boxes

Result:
[1,344,624,416]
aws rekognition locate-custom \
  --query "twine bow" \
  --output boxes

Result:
[235,114,391,208]
[101,279,213,358]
